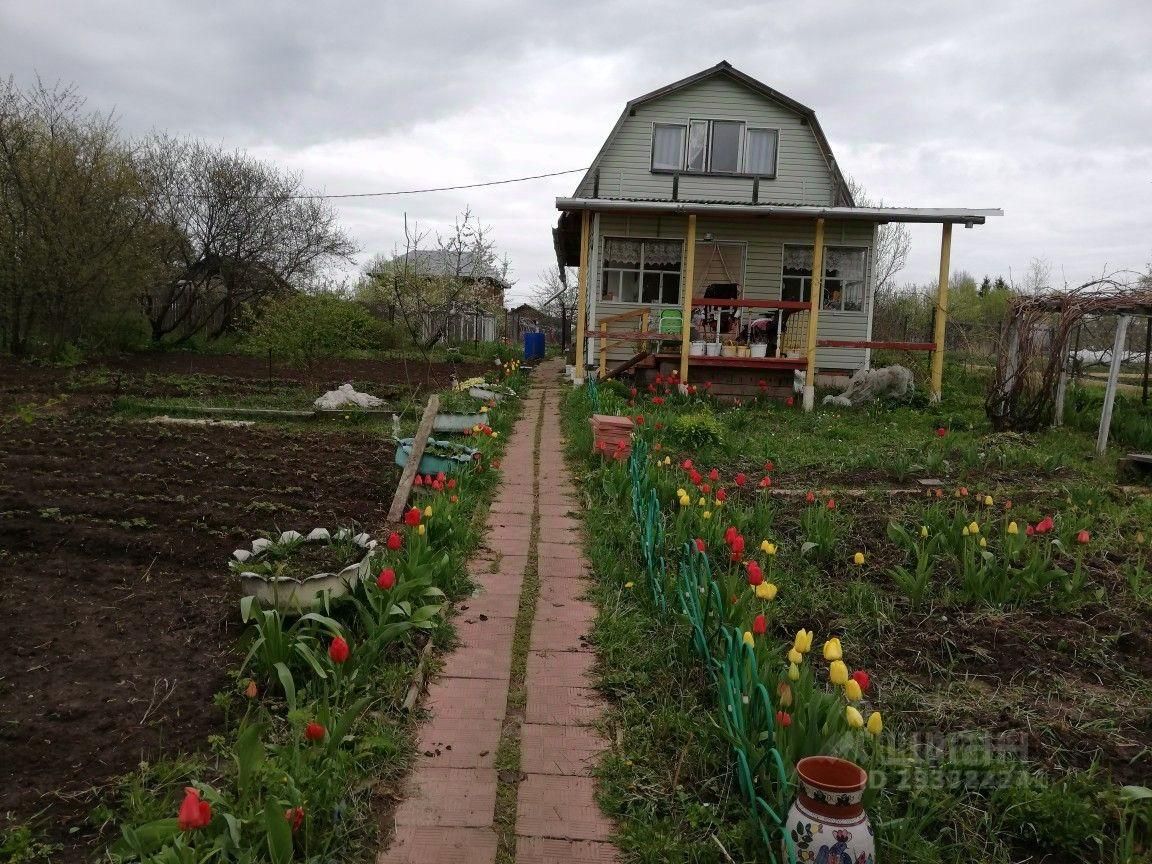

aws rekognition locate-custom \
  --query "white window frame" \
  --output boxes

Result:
[743,127,779,178]
[650,123,687,171]
[600,237,684,307]
[780,243,870,313]
[650,120,779,178]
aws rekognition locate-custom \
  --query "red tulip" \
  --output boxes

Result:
[1036,516,1055,534]
[403,507,422,526]
[747,561,763,586]
[413,474,423,486]
[805,491,816,504]
[436,471,446,482]
[734,473,747,487]
[377,568,396,590]
[284,806,305,833]
[244,679,258,699]
[936,427,947,437]
[431,479,443,491]
[695,538,706,553]
[785,396,794,407]
[654,422,664,430]
[305,721,326,742]
[752,613,767,635]
[630,387,638,398]
[730,535,745,560]
[764,460,774,471]
[759,476,772,488]
[328,636,350,664]
[652,396,664,405]
[724,526,739,545]
[387,531,403,550]
[689,469,702,485]
[776,710,792,727]
[635,415,645,425]
[716,489,727,502]
[1025,524,1035,536]
[655,374,664,385]
[688,384,698,396]
[851,669,871,693]
[826,498,836,510]
[1076,530,1090,544]
[177,787,212,831]
[709,468,720,481]
[682,459,693,470]
[450,494,459,504]
[447,478,456,490]
[701,483,712,495]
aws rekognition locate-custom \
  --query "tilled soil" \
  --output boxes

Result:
[0,415,393,856]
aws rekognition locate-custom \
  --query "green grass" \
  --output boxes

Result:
[563,370,1152,864]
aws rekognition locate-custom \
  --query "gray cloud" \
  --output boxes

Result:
[3,0,1150,301]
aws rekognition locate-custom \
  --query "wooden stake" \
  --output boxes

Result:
[930,223,953,402]
[803,218,825,411]
[388,393,440,522]
[678,214,697,383]
[1096,315,1131,456]
[574,211,591,383]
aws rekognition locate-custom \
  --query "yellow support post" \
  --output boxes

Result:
[574,211,590,383]
[599,321,608,378]
[930,223,953,402]
[802,218,826,411]
[678,214,697,384]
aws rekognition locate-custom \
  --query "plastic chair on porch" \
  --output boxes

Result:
[656,308,683,354]
[780,309,809,357]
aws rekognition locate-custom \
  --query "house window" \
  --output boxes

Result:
[744,128,778,176]
[601,238,682,305]
[781,245,866,312]
[708,120,743,173]
[651,124,686,171]
[651,121,777,177]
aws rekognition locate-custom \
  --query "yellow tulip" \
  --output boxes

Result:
[624,581,634,589]
[920,525,929,539]
[845,706,864,729]
[793,629,813,653]
[679,496,690,508]
[492,432,499,438]
[969,521,980,535]
[424,505,433,518]
[829,660,849,685]
[979,537,987,548]
[702,510,712,520]
[823,638,843,661]
[743,631,755,647]
[787,648,803,664]
[962,526,970,536]
[417,524,426,536]
[756,581,778,601]
[663,456,671,465]
[778,682,793,707]
[676,488,687,498]
[844,678,863,701]
[697,497,706,507]
[867,711,883,736]
[852,551,865,566]
[1007,521,1019,535]
[984,495,994,506]
[1137,531,1146,545]
[760,540,777,555]
[788,662,801,681]
[714,499,724,507]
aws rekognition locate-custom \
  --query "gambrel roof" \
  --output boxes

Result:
[574,60,855,207]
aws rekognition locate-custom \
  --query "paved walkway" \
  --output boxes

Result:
[380,360,618,864]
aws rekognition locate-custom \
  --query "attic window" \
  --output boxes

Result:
[650,121,778,177]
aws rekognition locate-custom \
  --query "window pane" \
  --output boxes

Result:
[619,271,640,303]
[745,129,777,175]
[604,238,641,269]
[687,120,707,171]
[661,273,681,305]
[642,272,662,303]
[709,121,743,172]
[642,239,682,271]
[651,124,685,170]
[600,270,618,300]
[823,278,843,310]
[782,276,808,302]
[823,247,866,312]
[782,245,813,276]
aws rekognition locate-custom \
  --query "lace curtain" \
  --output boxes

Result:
[603,238,682,268]
[782,245,865,276]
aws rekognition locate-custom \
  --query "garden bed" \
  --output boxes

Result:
[0,416,392,862]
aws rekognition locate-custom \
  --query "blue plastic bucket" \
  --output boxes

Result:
[524,331,545,360]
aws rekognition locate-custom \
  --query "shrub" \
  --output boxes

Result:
[245,292,396,371]
[665,411,725,451]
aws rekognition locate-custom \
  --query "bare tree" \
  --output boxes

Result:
[140,136,356,343]
[528,265,577,351]
[846,177,910,293]
[358,208,510,356]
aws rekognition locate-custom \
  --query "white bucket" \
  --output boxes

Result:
[705,342,722,357]
[750,343,768,358]
[689,341,706,357]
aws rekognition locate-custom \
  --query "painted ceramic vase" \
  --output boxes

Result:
[785,756,875,864]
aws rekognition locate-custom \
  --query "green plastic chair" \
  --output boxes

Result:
[657,309,683,354]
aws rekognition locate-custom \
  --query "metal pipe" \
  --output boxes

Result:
[554,197,1001,224]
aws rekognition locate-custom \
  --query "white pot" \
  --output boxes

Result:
[689,341,706,357]
[750,343,768,358]
[704,342,722,357]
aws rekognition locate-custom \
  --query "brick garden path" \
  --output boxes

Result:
[380,360,619,864]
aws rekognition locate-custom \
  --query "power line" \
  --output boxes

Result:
[284,167,588,200]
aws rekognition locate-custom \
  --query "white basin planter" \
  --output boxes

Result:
[468,384,515,402]
[230,528,375,613]
[433,411,489,433]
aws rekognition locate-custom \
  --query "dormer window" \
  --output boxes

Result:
[651,121,778,177]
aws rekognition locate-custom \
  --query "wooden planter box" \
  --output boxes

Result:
[590,414,634,459]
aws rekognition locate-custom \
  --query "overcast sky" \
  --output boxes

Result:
[3,0,1150,303]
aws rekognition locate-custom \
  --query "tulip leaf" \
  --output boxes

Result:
[800,541,818,556]
[264,800,294,864]
[1121,785,1152,802]
[234,722,265,798]
[273,662,296,713]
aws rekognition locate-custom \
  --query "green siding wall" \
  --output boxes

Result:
[576,76,838,206]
